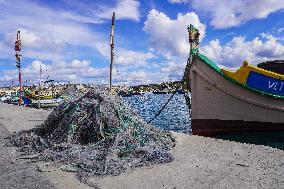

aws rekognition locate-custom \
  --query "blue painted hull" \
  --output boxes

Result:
[246,72,284,96]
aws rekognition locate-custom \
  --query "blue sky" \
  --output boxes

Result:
[0,0,284,86]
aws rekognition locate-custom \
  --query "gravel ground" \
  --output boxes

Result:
[0,103,283,189]
[93,133,284,189]
[0,123,56,189]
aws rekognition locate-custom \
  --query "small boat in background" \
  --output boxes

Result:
[24,89,56,100]
[186,24,284,136]
[153,88,170,94]
[31,98,63,108]
[257,60,284,75]
[152,91,167,94]
[117,91,132,97]
[117,90,143,97]
[176,89,185,94]
[131,91,142,96]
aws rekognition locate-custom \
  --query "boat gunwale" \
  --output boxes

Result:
[194,52,284,100]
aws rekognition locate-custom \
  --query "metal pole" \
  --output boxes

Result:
[15,30,22,105]
[19,65,22,105]
[109,12,115,93]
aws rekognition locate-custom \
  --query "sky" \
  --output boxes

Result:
[0,0,284,86]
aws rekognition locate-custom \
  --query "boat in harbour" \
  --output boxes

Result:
[31,98,63,108]
[257,60,284,75]
[186,25,284,136]
[153,88,170,94]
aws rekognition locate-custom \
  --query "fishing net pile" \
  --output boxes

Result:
[60,85,86,101]
[11,88,175,179]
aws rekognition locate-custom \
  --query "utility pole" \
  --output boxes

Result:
[15,30,22,105]
[109,12,115,93]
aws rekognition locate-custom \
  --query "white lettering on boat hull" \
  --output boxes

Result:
[268,81,284,91]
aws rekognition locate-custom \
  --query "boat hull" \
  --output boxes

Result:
[190,56,284,136]
[31,99,62,108]
[192,119,284,136]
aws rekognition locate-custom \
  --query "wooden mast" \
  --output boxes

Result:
[109,12,115,93]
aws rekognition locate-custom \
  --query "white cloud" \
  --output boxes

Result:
[128,70,147,81]
[191,0,284,29]
[112,69,148,84]
[113,60,185,85]
[97,0,140,21]
[50,0,140,24]
[160,61,184,80]
[168,0,188,4]
[52,60,109,81]
[0,0,146,84]
[69,60,90,69]
[0,41,12,60]
[277,27,284,33]
[143,9,206,59]
[115,50,155,66]
[0,59,109,84]
[113,69,173,85]
[0,0,107,63]
[201,34,284,68]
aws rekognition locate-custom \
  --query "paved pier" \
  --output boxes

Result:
[0,123,56,189]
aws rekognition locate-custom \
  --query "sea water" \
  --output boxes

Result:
[122,93,191,134]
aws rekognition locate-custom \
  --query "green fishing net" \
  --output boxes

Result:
[11,88,175,180]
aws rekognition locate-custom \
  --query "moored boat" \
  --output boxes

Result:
[131,91,142,96]
[153,88,170,94]
[257,60,284,75]
[31,98,63,108]
[152,91,168,94]
[186,25,284,136]
[176,89,185,94]
[117,91,141,97]
[24,89,55,100]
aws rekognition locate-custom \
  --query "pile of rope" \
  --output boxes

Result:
[11,88,175,180]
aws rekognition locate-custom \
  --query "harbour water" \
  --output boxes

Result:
[123,93,284,150]
[123,93,191,134]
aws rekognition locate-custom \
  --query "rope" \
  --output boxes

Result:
[182,56,192,117]
[143,55,193,124]
[147,89,178,124]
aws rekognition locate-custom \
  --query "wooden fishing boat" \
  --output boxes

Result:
[257,60,284,75]
[31,98,63,108]
[186,25,284,136]
[24,90,55,100]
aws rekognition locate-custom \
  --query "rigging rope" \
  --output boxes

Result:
[147,56,192,124]
[182,56,192,117]
[147,89,178,124]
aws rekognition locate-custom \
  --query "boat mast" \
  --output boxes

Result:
[109,12,115,93]
[15,30,22,105]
